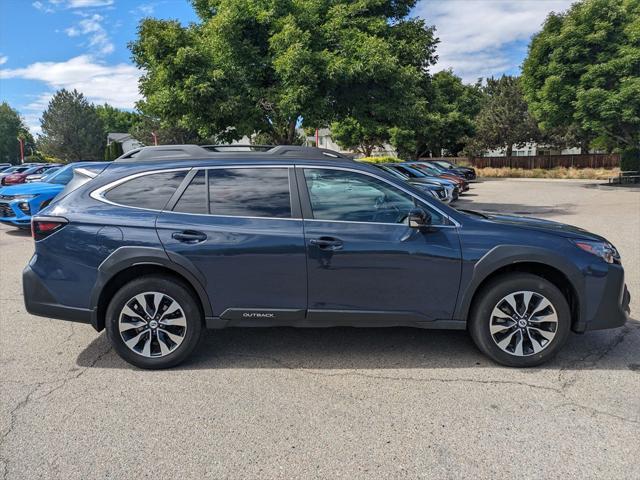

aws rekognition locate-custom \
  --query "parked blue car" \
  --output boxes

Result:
[0,162,109,228]
[22,145,630,369]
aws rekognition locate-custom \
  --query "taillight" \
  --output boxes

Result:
[31,216,68,241]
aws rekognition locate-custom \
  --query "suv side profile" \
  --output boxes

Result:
[23,146,630,369]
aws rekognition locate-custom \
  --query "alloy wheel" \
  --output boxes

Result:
[118,292,187,358]
[489,290,558,357]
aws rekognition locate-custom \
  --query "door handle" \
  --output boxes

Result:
[172,230,207,243]
[309,236,343,250]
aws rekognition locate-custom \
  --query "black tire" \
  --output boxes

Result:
[469,272,571,367]
[106,274,203,369]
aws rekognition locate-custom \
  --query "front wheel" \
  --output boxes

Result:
[106,275,203,369]
[469,273,571,367]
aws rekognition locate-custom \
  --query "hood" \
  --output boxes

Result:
[0,182,64,197]
[469,210,607,241]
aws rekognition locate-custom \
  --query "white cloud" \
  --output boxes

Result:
[67,0,114,7]
[414,0,574,82]
[2,56,141,135]
[21,94,55,135]
[32,1,54,13]
[131,3,156,16]
[0,55,141,109]
[65,13,114,55]
[0,56,7,65]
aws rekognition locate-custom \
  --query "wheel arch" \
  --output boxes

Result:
[456,246,584,332]
[90,247,212,331]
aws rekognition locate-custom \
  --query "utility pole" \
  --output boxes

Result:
[18,137,24,163]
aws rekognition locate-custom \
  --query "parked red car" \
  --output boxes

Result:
[1,165,57,186]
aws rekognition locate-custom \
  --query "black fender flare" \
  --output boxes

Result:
[454,245,585,326]
[90,246,213,330]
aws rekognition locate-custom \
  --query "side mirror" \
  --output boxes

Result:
[408,207,432,228]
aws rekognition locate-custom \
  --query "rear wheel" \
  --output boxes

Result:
[106,275,203,369]
[469,273,571,367]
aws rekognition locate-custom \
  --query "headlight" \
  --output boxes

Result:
[572,240,619,264]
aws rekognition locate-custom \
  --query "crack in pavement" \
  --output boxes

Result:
[0,345,112,479]
[557,325,635,391]
[216,351,640,425]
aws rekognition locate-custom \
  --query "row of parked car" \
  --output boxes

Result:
[370,160,475,203]
[0,158,476,230]
[0,162,108,228]
[0,163,63,185]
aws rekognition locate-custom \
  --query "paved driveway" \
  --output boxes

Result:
[1,179,639,479]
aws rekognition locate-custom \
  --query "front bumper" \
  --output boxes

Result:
[580,263,630,332]
[23,264,93,324]
[0,200,31,227]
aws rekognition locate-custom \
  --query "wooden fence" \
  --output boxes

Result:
[449,154,620,169]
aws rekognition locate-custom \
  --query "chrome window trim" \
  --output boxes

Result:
[90,167,192,212]
[296,164,461,228]
[90,163,461,228]
[91,165,298,219]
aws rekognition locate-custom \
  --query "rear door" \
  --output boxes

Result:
[156,165,307,323]
[297,166,462,325]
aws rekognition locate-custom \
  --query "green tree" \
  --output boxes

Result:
[96,104,139,136]
[331,117,387,157]
[129,109,204,145]
[130,0,436,145]
[0,102,32,164]
[522,0,640,154]
[104,141,124,161]
[470,76,540,156]
[388,71,484,159]
[38,89,104,161]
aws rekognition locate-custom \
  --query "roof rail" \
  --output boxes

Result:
[114,144,353,162]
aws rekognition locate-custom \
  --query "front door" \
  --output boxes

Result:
[298,166,461,325]
[156,166,307,323]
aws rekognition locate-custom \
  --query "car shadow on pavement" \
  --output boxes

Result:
[3,228,31,236]
[77,319,640,372]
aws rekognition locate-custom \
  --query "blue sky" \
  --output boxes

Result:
[0,0,574,135]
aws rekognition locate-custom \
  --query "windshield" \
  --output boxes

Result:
[378,165,409,179]
[422,163,446,173]
[411,164,441,176]
[45,165,75,185]
[3,166,28,174]
[436,161,454,169]
[38,167,60,180]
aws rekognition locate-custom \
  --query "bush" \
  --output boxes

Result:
[359,156,400,164]
[620,147,640,172]
[475,167,619,180]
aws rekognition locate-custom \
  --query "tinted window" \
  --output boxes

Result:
[105,171,187,210]
[304,169,417,224]
[208,168,291,218]
[174,170,207,214]
[47,166,75,185]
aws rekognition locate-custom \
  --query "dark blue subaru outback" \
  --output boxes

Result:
[23,146,630,369]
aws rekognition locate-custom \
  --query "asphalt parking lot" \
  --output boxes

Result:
[1,178,639,479]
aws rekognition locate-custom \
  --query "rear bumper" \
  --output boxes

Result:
[23,264,93,324]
